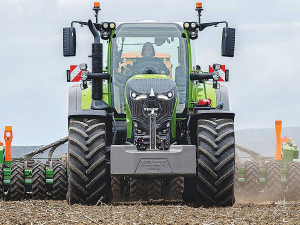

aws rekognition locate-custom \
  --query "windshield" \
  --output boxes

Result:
[111,23,188,114]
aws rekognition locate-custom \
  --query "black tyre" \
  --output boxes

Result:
[148,179,162,200]
[53,162,68,200]
[0,164,3,199]
[287,161,300,201]
[111,176,122,202]
[196,119,235,207]
[68,118,109,205]
[265,162,281,200]
[169,177,184,200]
[32,162,47,200]
[130,178,144,201]
[244,162,260,196]
[10,162,25,200]
[234,164,240,195]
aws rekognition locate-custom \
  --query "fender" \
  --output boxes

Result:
[68,84,107,118]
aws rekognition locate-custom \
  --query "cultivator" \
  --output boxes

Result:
[235,121,300,200]
[0,126,68,200]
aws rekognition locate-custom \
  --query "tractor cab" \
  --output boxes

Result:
[111,23,189,149]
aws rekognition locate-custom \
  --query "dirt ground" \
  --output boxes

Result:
[0,198,299,225]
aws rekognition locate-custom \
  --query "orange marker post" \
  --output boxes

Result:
[275,121,282,160]
[4,126,13,166]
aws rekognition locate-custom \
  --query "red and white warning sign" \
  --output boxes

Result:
[209,65,226,82]
[69,65,82,82]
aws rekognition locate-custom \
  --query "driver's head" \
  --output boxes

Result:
[142,42,155,57]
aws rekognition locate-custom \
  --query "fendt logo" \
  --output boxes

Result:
[141,159,168,171]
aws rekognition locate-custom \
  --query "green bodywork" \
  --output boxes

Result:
[0,146,3,165]
[282,141,299,166]
[81,83,109,109]
[191,82,217,107]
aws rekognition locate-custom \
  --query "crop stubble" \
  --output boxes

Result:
[0,198,299,225]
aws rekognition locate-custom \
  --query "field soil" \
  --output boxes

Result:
[0,199,299,224]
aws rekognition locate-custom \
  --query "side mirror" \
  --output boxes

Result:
[221,27,235,57]
[63,27,76,56]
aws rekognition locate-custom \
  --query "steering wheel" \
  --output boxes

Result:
[142,67,157,74]
[131,61,161,75]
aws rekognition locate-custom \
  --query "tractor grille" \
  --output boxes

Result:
[126,78,177,128]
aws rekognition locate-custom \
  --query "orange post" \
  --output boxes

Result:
[275,121,282,160]
[4,126,13,165]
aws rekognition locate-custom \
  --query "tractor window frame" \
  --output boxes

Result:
[110,23,189,119]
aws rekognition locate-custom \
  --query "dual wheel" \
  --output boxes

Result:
[9,161,67,200]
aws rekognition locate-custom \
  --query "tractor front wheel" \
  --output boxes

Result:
[68,118,109,205]
[196,118,235,207]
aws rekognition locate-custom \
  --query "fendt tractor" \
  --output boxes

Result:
[63,2,236,207]
[0,2,236,207]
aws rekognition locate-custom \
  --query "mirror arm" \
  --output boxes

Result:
[199,21,228,31]
[71,21,88,27]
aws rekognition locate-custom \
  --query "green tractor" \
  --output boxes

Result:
[63,2,236,206]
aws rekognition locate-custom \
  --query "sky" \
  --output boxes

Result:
[0,0,299,145]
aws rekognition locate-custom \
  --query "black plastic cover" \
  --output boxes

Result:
[63,27,76,56]
[221,27,235,57]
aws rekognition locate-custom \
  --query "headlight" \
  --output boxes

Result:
[79,63,87,70]
[109,23,115,29]
[131,92,137,98]
[136,94,147,100]
[157,91,173,100]
[184,22,190,28]
[103,22,109,29]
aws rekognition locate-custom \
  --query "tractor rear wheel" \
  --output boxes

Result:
[10,162,25,201]
[111,176,122,202]
[53,162,68,200]
[287,161,300,201]
[68,118,109,205]
[265,162,281,200]
[169,177,184,200]
[148,179,162,200]
[32,162,47,200]
[130,178,144,201]
[196,118,235,207]
[244,162,260,197]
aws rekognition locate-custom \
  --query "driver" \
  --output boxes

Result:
[130,42,170,75]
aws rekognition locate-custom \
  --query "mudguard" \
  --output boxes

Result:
[68,84,107,118]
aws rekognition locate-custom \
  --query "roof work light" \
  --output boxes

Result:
[196,2,202,9]
[94,2,100,9]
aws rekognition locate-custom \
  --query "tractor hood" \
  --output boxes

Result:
[126,74,176,95]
